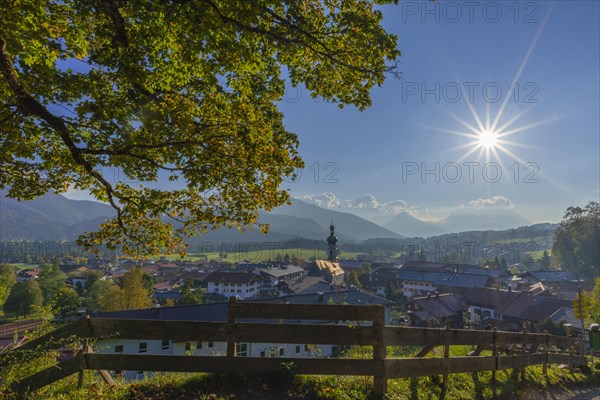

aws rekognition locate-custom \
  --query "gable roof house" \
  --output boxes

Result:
[517,270,581,300]
[204,271,264,300]
[257,265,305,290]
[275,272,347,296]
[407,293,466,328]
[397,270,491,299]
[462,287,520,327]
[499,294,572,328]
[357,266,400,296]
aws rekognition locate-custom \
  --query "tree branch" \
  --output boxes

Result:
[0,37,131,234]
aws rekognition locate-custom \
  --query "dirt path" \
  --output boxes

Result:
[568,387,600,400]
[518,387,600,400]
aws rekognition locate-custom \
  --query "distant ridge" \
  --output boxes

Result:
[0,191,114,241]
[0,192,542,244]
[383,212,447,237]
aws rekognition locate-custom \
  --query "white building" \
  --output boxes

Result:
[257,265,305,288]
[205,271,263,300]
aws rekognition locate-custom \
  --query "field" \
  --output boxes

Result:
[162,248,365,263]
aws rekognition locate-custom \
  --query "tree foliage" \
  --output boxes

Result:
[0,264,16,307]
[551,202,600,282]
[51,287,80,318]
[585,277,600,324]
[3,280,43,317]
[538,250,551,269]
[84,278,113,312]
[180,278,205,305]
[38,263,67,305]
[0,1,400,257]
[99,266,153,311]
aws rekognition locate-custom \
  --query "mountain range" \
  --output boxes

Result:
[0,191,533,243]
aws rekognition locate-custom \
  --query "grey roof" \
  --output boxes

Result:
[90,289,391,322]
[153,292,183,301]
[521,270,579,284]
[257,289,392,307]
[550,307,583,330]
[260,265,304,278]
[284,276,336,295]
[397,270,490,289]
[339,260,364,269]
[401,261,505,278]
[205,271,263,284]
[91,302,229,322]
[410,294,465,320]
[463,288,519,309]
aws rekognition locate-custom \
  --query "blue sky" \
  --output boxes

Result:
[276,0,600,223]
[62,1,600,225]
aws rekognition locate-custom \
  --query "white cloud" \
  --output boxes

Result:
[302,193,429,218]
[467,195,514,209]
[343,194,385,210]
[302,192,341,209]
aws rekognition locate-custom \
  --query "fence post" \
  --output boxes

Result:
[227,297,237,358]
[77,338,88,389]
[520,325,526,380]
[543,331,548,378]
[443,320,451,390]
[372,305,386,398]
[492,328,497,383]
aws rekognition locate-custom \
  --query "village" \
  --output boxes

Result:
[3,223,592,383]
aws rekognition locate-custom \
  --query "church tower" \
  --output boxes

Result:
[327,222,339,261]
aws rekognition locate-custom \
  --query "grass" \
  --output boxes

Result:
[5,263,38,270]
[161,249,364,263]
[12,361,598,400]
[0,312,47,324]
[527,250,551,261]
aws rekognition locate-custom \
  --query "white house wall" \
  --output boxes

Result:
[95,338,334,381]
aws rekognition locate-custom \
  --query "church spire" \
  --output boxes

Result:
[327,222,339,261]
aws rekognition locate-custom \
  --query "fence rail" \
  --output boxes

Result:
[4,300,587,398]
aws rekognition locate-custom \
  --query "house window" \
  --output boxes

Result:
[260,350,266,357]
[236,343,248,357]
[139,342,147,353]
[295,345,301,354]
[208,341,214,348]
[279,348,284,357]
[185,342,191,351]
[161,340,170,350]
[197,341,203,349]
[114,345,123,353]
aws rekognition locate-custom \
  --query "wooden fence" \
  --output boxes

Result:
[3,301,587,398]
